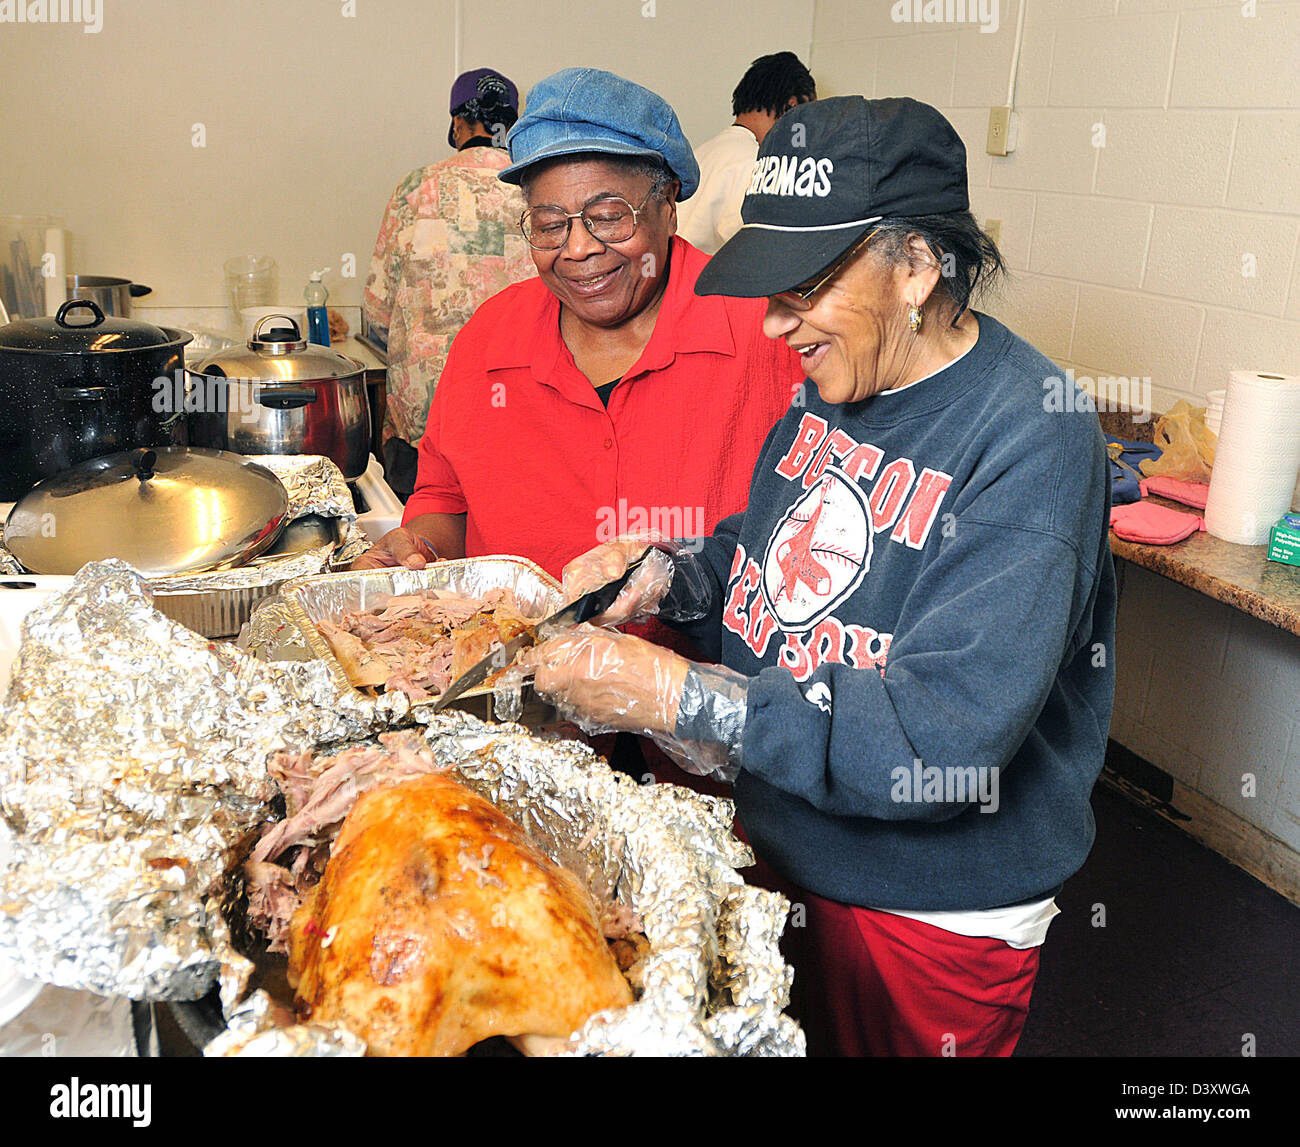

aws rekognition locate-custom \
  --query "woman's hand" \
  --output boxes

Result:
[350,526,439,570]
[561,535,673,625]
[520,625,690,737]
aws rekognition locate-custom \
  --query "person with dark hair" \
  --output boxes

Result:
[354,72,804,787]
[523,97,1116,1058]
[677,51,815,254]
[363,68,535,499]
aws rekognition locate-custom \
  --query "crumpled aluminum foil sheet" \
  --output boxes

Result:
[215,712,802,1057]
[0,561,389,1002]
[0,562,801,1056]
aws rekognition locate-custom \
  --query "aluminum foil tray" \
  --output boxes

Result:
[208,714,802,1058]
[279,557,564,709]
[0,562,801,1057]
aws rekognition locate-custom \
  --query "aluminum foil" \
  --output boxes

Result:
[214,712,802,1057]
[277,559,565,710]
[0,561,387,1001]
[0,561,802,1056]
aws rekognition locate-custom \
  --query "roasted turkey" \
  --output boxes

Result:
[286,773,634,1056]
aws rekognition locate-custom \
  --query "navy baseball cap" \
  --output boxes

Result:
[696,96,969,297]
[499,68,700,200]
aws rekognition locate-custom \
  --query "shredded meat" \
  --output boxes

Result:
[245,731,445,951]
[317,587,538,702]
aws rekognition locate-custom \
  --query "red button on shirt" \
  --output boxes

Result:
[405,238,804,582]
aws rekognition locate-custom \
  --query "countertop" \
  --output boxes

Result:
[1110,502,1300,639]
[1096,407,1300,638]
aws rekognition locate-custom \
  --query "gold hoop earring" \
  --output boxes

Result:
[907,305,923,334]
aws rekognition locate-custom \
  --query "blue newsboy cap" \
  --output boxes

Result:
[500,68,700,200]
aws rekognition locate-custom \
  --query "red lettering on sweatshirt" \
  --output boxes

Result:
[723,555,891,679]
[775,414,827,480]
[771,422,948,549]
[868,457,916,532]
[890,467,953,549]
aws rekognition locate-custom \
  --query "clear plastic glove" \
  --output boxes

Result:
[520,623,687,736]
[562,534,713,626]
[561,535,664,625]
[520,625,748,780]
[350,526,439,571]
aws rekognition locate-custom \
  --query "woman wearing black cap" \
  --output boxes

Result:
[524,96,1116,1058]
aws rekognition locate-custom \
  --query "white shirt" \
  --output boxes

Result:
[677,124,758,255]
[879,898,1061,949]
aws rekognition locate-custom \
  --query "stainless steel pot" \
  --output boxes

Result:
[188,315,371,480]
[65,275,152,319]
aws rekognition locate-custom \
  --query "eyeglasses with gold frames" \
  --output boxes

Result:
[772,228,880,311]
[520,188,657,250]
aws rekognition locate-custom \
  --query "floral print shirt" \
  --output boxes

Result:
[363,145,536,446]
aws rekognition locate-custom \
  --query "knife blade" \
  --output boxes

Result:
[430,553,648,711]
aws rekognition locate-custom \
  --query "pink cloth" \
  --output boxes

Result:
[1139,475,1210,510]
[1110,501,1206,545]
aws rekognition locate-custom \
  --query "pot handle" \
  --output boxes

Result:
[133,449,158,482]
[129,283,152,297]
[251,314,304,343]
[257,386,318,409]
[55,298,107,328]
[54,385,109,401]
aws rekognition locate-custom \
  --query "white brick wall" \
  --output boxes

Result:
[1112,564,1300,851]
[811,0,1300,411]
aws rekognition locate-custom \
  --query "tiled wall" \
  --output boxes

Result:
[1110,562,1300,860]
[811,0,1300,416]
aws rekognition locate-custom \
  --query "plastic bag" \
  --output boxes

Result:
[1139,400,1217,483]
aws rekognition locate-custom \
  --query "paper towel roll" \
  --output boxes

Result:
[1204,370,1300,545]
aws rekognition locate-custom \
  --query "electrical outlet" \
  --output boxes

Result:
[985,219,1003,246]
[987,106,1013,157]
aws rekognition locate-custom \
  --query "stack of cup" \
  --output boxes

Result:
[1204,388,1226,436]
[224,255,277,328]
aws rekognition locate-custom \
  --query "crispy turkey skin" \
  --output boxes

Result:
[286,774,633,1056]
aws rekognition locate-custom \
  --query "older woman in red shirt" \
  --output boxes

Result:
[355,68,802,588]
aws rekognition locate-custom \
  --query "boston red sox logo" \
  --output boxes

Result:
[761,465,872,632]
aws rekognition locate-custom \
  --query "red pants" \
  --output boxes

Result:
[745,849,1041,1057]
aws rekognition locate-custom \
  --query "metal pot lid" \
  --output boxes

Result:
[3,447,289,578]
[193,314,362,381]
[0,298,189,353]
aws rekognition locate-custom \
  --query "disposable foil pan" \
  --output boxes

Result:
[279,557,564,710]
[204,714,802,1057]
[0,562,801,1056]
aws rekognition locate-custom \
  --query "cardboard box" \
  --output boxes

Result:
[1267,513,1300,567]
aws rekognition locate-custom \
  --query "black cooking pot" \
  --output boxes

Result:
[0,298,192,501]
